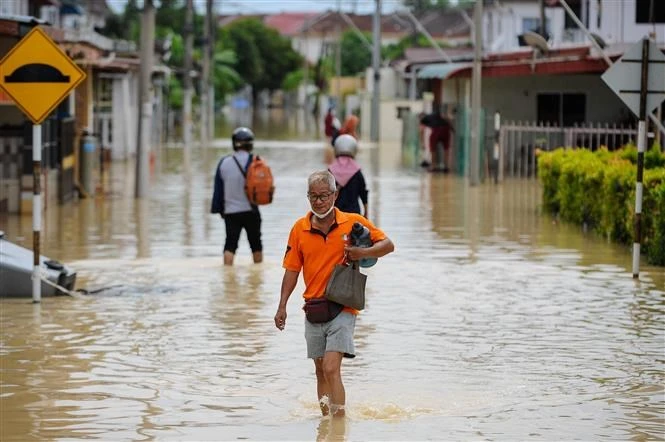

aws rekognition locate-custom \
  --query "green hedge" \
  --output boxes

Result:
[538,144,665,265]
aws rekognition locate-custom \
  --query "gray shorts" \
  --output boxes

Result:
[305,311,356,359]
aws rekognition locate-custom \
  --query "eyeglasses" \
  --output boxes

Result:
[307,192,335,203]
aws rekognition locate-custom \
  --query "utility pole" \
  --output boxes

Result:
[201,0,212,148]
[633,38,650,279]
[135,0,155,198]
[539,0,546,37]
[469,0,483,185]
[208,0,215,141]
[183,0,194,165]
[302,28,309,110]
[370,0,381,142]
[335,0,342,109]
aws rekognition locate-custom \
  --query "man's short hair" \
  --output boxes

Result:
[308,170,336,192]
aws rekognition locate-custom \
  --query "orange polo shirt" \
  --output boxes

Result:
[283,208,387,314]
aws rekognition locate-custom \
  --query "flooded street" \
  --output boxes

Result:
[1,136,663,441]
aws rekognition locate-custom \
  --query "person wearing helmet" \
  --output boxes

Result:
[210,127,263,265]
[328,134,369,217]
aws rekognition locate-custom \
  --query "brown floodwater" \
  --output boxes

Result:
[1,136,663,441]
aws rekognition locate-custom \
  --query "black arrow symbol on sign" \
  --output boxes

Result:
[4,63,70,83]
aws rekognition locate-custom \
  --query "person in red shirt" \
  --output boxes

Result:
[324,106,340,141]
[420,105,454,172]
[274,170,394,418]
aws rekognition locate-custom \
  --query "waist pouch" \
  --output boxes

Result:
[303,298,344,324]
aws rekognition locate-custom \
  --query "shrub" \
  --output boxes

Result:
[643,169,665,265]
[599,157,634,243]
[538,146,665,265]
[557,150,604,227]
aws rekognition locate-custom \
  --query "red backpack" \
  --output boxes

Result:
[234,155,274,205]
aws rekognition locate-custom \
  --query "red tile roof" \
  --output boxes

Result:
[264,12,318,36]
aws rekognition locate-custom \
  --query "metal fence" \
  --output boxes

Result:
[498,121,638,180]
[401,110,640,182]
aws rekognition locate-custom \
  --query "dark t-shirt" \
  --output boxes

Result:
[420,113,449,128]
[334,171,368,215]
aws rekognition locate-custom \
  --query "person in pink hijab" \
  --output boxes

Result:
[328,134,368,217]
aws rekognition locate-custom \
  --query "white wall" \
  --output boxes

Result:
[441,77,468,107]
[365,67,398,99]
[588,0,664,44]
[487,2,565,51]
[40,5,60,27]
[488,0,664,50]
[294,34,402,63]
[480,74,629,123]
[360,96,423,142]
[0,0,27,15]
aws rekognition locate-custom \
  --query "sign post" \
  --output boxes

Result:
[32,124,41,302]
[602,38,665,279]
[0,26,86,302]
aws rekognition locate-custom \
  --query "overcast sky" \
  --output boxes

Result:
[106,0,418,15]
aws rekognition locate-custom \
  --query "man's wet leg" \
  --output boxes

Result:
[223,251,234,266]
[322,351,345,417]
[314,358,331,416]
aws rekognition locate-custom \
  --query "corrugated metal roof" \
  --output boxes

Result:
[417,62,472,79]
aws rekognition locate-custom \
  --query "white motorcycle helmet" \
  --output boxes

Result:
[333,134,358,158]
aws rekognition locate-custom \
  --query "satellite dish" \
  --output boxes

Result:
[590,32,607,49]
[523,30,550,53]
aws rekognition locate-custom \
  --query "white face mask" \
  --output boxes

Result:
[311,203,335,219]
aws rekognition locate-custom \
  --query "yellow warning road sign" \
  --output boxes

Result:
[0,26,86,124]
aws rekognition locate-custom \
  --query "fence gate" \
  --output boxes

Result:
[498,121,638,180]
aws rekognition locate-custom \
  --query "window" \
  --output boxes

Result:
[635,0,665,23]
[522,17,540,33]
[95,77,113,113]
[537,93,586,126]
[564,0,583,29]
[521,17,550,37]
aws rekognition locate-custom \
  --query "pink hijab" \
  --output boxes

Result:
[329,156,361,187]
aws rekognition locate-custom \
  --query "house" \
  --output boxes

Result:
[57,0,141,162]
[0,0,152,214]
[486,0,665,52]
[294,10,471,64]
[380,0,664,145]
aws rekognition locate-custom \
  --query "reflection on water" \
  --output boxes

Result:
[216,107,322,141]
[0,142,663,441]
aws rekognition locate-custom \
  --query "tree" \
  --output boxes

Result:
[339,31,372,76]
[220,18,302,104]
[213,46,242,104]
[382,33,433,61]
[219,21,264,93]
[99,0,140,40]
[155,0,185,31]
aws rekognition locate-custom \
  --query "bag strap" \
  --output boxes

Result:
[232,154,253,178]
[341,254,359,269]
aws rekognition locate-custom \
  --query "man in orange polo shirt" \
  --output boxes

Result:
[274,170,394,418]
